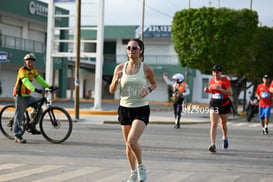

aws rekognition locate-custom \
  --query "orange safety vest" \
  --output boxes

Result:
[173,82,186,93]
[13,66,39,96]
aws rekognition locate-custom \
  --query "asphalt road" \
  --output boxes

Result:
[0,118,272,182]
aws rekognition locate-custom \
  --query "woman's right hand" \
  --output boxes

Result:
[204,87,209,93]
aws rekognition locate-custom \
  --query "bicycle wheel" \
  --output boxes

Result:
[39,106,73,144]
[0,105,16,140]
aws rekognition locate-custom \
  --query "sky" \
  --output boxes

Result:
[44,0,273,27]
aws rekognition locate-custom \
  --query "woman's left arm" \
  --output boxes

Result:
[138,64,157,97]
[219,86,232,96]
[144,64,157,92]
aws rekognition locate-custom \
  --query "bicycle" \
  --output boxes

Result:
[0,88,73,144]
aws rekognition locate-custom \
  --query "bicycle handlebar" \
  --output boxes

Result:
[45,87,58,93]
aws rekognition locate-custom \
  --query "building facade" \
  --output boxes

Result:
[67,25,196,102]
[0,0,69,98]
[0,0,213,104]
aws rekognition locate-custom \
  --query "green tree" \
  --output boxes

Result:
[252,26,273,78]
[171,7,259,114]
[172,7,258,74]
[246,26,273,98]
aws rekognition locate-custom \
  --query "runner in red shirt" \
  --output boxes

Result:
[256,74,272,135]
[204,64,232,153]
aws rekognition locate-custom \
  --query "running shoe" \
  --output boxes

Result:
[14,136,26,144]
[265,128,269,135]
[174,124,180,129]
[30,128,41,135]
[208,144,216,153]
[261,130,266,135]
[223,138,229,149]
[127,170,137,182]
[138,164,147,182]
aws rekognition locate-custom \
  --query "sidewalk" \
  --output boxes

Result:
[56,100,211,124]
[65,101,242,125]
[70,111,212,125]
[0,98,243,125]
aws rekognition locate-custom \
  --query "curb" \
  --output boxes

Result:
[66,109,117,115]
[103,120,211,125]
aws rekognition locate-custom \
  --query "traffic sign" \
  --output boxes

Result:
[0,52,9,62]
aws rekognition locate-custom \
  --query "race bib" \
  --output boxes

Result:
[261,92,270,98]
[212,93,223,99]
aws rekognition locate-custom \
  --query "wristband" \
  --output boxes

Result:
[148,86,152,93]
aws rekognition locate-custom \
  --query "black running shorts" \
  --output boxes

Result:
[118,105,150,126]
[209,99,231,114]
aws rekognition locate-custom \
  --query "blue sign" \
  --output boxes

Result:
[135,25,171,38]
[0,52,9,62]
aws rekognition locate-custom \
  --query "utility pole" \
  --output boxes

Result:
[185,0,191,105]
[93,0,105,110]
[141,0,145,40]
[45,0,54,105]
[250,0,253,10]
[46,0,54,86]
[74,0,81,120]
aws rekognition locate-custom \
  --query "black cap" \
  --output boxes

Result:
[263,74,269,79]
[212,64,222,72]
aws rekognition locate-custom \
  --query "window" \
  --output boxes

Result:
[122,39,130,44]
[67,77,73,89]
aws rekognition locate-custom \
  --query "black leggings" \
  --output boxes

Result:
[173,98,184,118]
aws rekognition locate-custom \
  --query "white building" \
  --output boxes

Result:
[0,0,214,104]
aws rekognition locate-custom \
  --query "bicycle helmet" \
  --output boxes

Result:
[172,73,184,83]
[24,53,36,61]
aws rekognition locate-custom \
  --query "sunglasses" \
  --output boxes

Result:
[126,45,140,51]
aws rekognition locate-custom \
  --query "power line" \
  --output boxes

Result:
[166,0,182,10]
[146,4,173,18]
[137,0,173,19]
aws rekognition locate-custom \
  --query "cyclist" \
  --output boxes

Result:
[13,53,53,143]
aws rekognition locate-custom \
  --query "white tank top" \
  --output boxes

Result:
[120,61,149,107]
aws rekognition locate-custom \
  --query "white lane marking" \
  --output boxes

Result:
[0,165,63,182]
[33,167,102,182]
